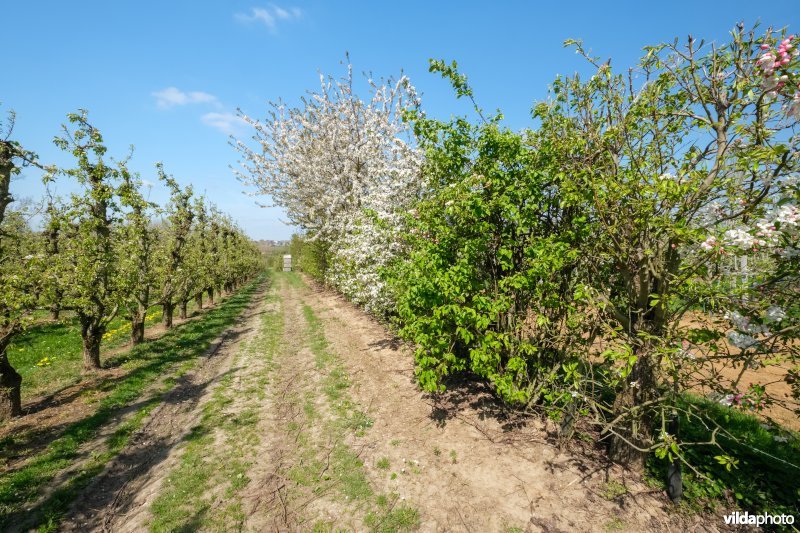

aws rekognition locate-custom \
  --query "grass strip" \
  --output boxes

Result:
[0,274,267,531]
[149,291,283,532]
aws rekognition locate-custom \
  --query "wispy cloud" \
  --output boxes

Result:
[235,4,303,32]
[201,112,248,135]
[152,87,220,109]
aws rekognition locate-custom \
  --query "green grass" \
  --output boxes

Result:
[0,275,267,531]
[646,394,800,517]
[600,480,627,501]
[4,298,220,402]
[364,493,420,533]
[294,292,418,530]
[149,288,283,532]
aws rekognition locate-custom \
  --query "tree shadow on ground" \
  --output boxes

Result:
[0,281,267,530]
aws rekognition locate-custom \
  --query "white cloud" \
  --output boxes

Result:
[202,112,248,135]
[152,87,220,109]
[235,4,302,32]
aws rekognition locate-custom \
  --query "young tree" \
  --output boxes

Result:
[155,166,194,328]
[52,111,122,371]
[41,194,66,321]
[117,162,157,344]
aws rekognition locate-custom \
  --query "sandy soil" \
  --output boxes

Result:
[58,287,269,532]
[23,275,739,532]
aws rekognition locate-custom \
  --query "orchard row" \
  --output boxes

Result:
[0,111,263,419]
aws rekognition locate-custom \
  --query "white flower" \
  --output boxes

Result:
[724,228,766,250]
[725,310,769,335]
[727,331,758,349]
[774,204,799,230]
[719,394,734,406]
[764,305,786,323]
[756,52,777,72]
[761,74,780,92]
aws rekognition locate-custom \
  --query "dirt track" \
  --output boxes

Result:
[51,273,710,532]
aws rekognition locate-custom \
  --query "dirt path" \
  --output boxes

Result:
[57,284,270,532]
[54,273,706,532]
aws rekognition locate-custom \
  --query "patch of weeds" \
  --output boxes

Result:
[450,450,458,464]
[376,457,390,470]
[390,439,401,447]
[433,446,441,457]
[364,492,420,533]
[601,480,628,501]
[604,517,625,531]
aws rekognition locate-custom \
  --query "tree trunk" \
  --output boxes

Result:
[607,349,658,472]
[162,302,174,329]
[195,293,203,310]
[207,288,214,305]
[50,302,61,321]
[130,304,146,345]
[80,319,102,371]
[179,301,188,320]
[0,345,22,421]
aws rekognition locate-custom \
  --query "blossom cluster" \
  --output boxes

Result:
[699,200,799,257]
[756,35,800,118]
[236,65,422,314]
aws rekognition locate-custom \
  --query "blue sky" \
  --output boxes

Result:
[4,1,797,239]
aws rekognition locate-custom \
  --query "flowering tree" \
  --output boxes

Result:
[235,63,422,313]
[525,25,799,470]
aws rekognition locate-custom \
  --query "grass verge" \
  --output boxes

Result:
[0,274,267,531]
[149,290,283,532]
[297,292,419,531]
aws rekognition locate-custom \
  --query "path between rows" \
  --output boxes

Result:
[55,273,704,532]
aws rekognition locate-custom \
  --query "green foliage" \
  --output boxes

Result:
[389,88,592,407]
[647,395,800,516]
[289,234,329,281]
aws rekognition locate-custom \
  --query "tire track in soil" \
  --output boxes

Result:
[57,281,270,533]
[240,274,373,531]
[50,271,713,532]
[296,277,708,533]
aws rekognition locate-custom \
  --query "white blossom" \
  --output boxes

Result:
[726,331,758,349]
[235,65,422,314]
[764,305,786,323]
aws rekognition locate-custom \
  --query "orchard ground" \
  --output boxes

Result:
[5,272,792,531]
